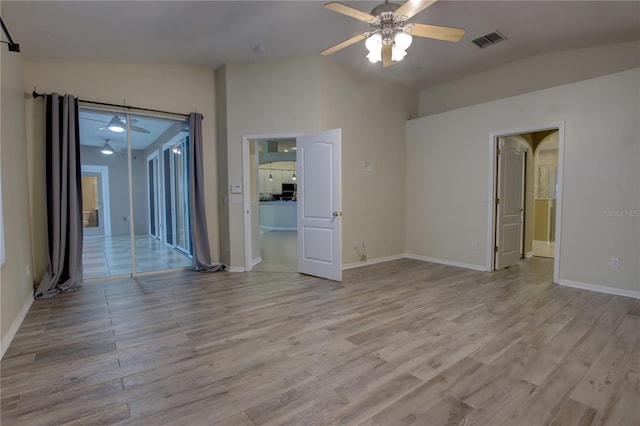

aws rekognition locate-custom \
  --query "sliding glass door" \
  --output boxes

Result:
[162,138,191,256]
[79,108,193,279]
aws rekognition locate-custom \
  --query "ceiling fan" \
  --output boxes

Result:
[321,0,465,67]
[99,138,116,155]
[80,115,150,134]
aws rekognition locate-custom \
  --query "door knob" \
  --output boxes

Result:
[332,211,342,217]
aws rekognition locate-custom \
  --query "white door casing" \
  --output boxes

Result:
[496,137,524,269]
[80,165,111,237]
[297,129,342,281]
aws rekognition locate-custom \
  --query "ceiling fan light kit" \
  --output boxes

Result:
[107,116,126,133]
[322,0,465,67]
[101,141,115,155]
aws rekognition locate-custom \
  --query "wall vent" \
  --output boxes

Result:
[472,31,506,48]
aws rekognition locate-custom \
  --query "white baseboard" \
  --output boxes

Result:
[1,294,34,360]
[343,254,406,270]
[525,251,534,258]
[557,279,640,299]
[251,257,262,268]
[260,226,297,231]
[225,266,246,273]
[405,254,489,272]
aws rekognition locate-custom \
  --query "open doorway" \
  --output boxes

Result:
[532,135,559,258]
[243,135,299,273]
[489,123,564,283]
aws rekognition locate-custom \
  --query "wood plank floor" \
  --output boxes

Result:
[2,258,639,425]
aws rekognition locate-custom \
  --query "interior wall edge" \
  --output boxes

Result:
[0,295,33,360]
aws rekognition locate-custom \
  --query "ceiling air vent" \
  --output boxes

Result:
[472,31,506,48]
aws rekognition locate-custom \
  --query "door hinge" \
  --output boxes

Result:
[495,246,498,253]
[497,147,501,155]
[496,198,500,205]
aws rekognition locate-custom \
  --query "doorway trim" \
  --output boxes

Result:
[242,132,302,271]
[487,121,565,283]
[81,165,111,237]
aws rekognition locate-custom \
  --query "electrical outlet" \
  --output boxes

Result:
[610,258,620,269]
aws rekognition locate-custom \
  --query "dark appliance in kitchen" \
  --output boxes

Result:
[281,183,297,201]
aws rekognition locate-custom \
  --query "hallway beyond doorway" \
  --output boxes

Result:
[252,231,297,273]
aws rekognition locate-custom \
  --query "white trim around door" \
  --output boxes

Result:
[81,165,111,237]
[242,132,302,272]
[487,121,565,284]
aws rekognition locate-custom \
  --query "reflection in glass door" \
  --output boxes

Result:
[81,173,103,237]
[79,108,193,279]
[163,146,174,247]
[147,152,160,239]
[162,138,191,257]
[173,138,191,255]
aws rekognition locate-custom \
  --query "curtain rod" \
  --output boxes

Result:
[32,90,190,118]
[0,17,20,52]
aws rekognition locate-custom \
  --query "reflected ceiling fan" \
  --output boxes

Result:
[321,0,465,67]
[97,115,150,134]
[80,115,150,134]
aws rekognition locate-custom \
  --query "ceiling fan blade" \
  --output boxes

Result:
[130,125,150,134]
[382,44,393,67]
[321,33,366,55]
[324,2,375,22]
[395,0,438,20]
[408,23,465,42]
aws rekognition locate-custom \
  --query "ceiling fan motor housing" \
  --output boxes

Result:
[369,2,408,44]
[370,2,401,17]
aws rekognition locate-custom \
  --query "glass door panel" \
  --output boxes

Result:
[173,138,190,254]
[135,114,192,273]
[79,108,193,279]
[147,153,160,239]
[163,147,174,247]
[79,108,132,279]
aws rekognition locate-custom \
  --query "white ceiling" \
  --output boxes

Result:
[2,1,639,90]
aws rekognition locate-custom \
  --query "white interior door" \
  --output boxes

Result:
[297,129,342,281]
[496,137,524,269]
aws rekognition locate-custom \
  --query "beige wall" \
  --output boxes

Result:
[419,41,640,116]
[218,57,418,269]
[220,58,323,268]
[22,62,219,278]
[1,48,34,356]
[320,60,418,265]
[215,66,230,265]
[407,68,640,295]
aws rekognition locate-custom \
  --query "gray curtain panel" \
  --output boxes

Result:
[35,94,83,299]
[188,113,224,272]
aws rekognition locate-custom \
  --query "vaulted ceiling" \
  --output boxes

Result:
[2,1,639,90]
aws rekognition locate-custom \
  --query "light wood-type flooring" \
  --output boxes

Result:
[252,231,297,273]
[2,258,639,425]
